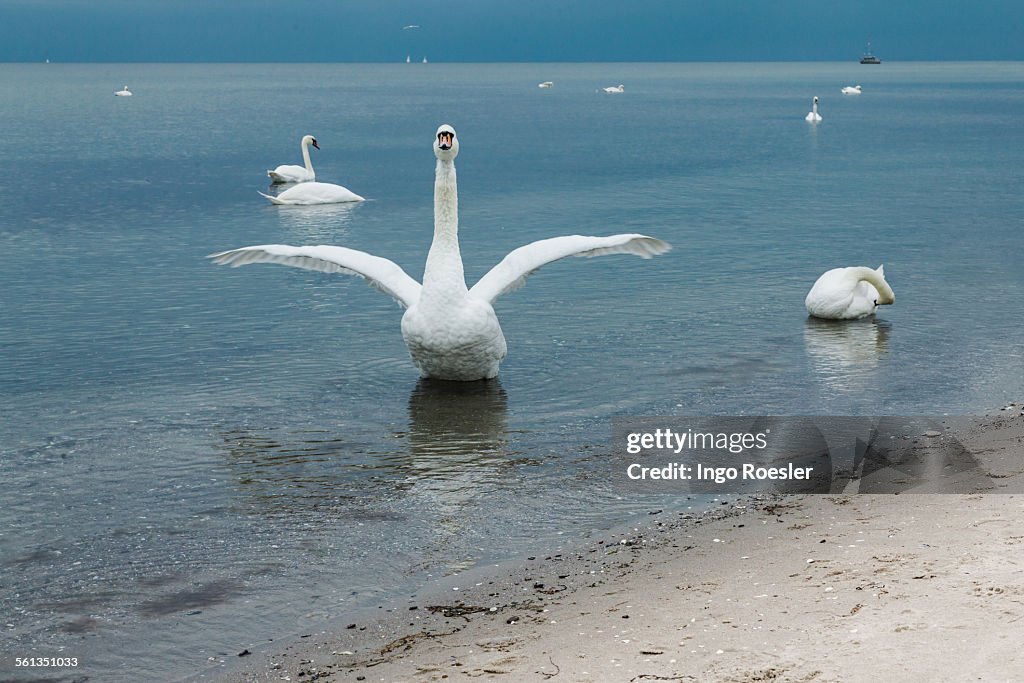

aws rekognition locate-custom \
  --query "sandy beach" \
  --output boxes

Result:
[219,412,1024,683]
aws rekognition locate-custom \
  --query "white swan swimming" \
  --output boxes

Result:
[268,135,319,184]
[212,124,670,380]
[805,266,895,320]
[259,181,364,205]
[805,96,822,122]
[603,84,625,93]
[538,81,554,89]
[115,85,132,97]
[841,85,862,95]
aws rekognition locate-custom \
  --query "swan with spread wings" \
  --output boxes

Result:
[209,124,671,380]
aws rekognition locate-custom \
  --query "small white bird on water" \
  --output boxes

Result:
[806,96,822,122]
[805,266,895,320]
[211,124,671,380]
[841,85,862,95]
[115,85,132,97]
[267,134,319,184]
[602,84,625,93]
[538,81,554,89]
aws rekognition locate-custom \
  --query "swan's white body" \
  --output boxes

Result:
[268,135,318,184]
[603,84,625,93]
[212,125,670,381]
[805,266,895,320]
[538,81,554,88]
[841,85,862,95]
[259,182,364,205]
[115,85,132,97]
[806,96,822,122]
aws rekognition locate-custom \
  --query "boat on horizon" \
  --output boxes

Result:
[860,43,881,64]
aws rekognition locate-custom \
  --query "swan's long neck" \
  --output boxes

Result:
[812,100,819,115]
[422,158,466,295]
[301,140,313,173]
[851,267,894,304]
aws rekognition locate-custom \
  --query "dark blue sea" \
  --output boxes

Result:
[1,62,1023,681]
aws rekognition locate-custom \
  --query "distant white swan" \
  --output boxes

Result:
[805,266,895,320]
[212,124,670,380]
[841,85,862,95]
[259,181,363,205]
[115,85,132,97]
[268,135,319,184]
[603,84,625,94]
[805,96,822,122]
[538,81,554,89]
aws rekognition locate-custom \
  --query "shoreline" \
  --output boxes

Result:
[216,412,1024,682]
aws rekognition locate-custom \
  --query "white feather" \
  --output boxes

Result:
[208,244,421,308]
[470,234,671,304]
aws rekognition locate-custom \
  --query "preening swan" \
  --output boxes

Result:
[268,135,319,184]
[259,181,364,205]
[805,96,822,122]
[212,124,671,381]
[805,266,895,320]
[841,85,862,95]
[115,85,132,97]
[603,84,625,93]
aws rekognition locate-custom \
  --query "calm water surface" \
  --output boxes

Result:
[1,62,1023,681]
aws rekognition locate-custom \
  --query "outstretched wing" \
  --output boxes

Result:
[469,234,670,304]
[208,244,422,308]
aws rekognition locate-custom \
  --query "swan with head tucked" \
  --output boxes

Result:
[603,84,625,93]
[259,181,364,205]
[806,96,822,122]
[805,265,895,320]
[268,135,319,184]
[841,85,862,95]
[115,85,132,96]
[211,124,671,380]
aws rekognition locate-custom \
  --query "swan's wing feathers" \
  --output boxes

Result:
[470,234,670,304]
[257,191,286,205]
[208,244,421,308]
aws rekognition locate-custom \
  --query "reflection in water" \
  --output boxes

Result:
[270,200,360,242]
[803,317,890,392]
[394,379,514,566]
[405,378,510,464]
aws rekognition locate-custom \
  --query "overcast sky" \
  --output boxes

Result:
[2,0,1022,63]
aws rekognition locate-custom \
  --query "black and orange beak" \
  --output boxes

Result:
[437,131,454,150]
[312,139,320,150]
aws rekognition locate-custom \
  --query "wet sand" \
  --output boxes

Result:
[219,411,1024,682]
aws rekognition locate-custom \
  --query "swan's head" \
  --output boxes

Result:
[813,96,819,104]
[434,124,459,161]
[873,264,895,305]
[302,134,320,150]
